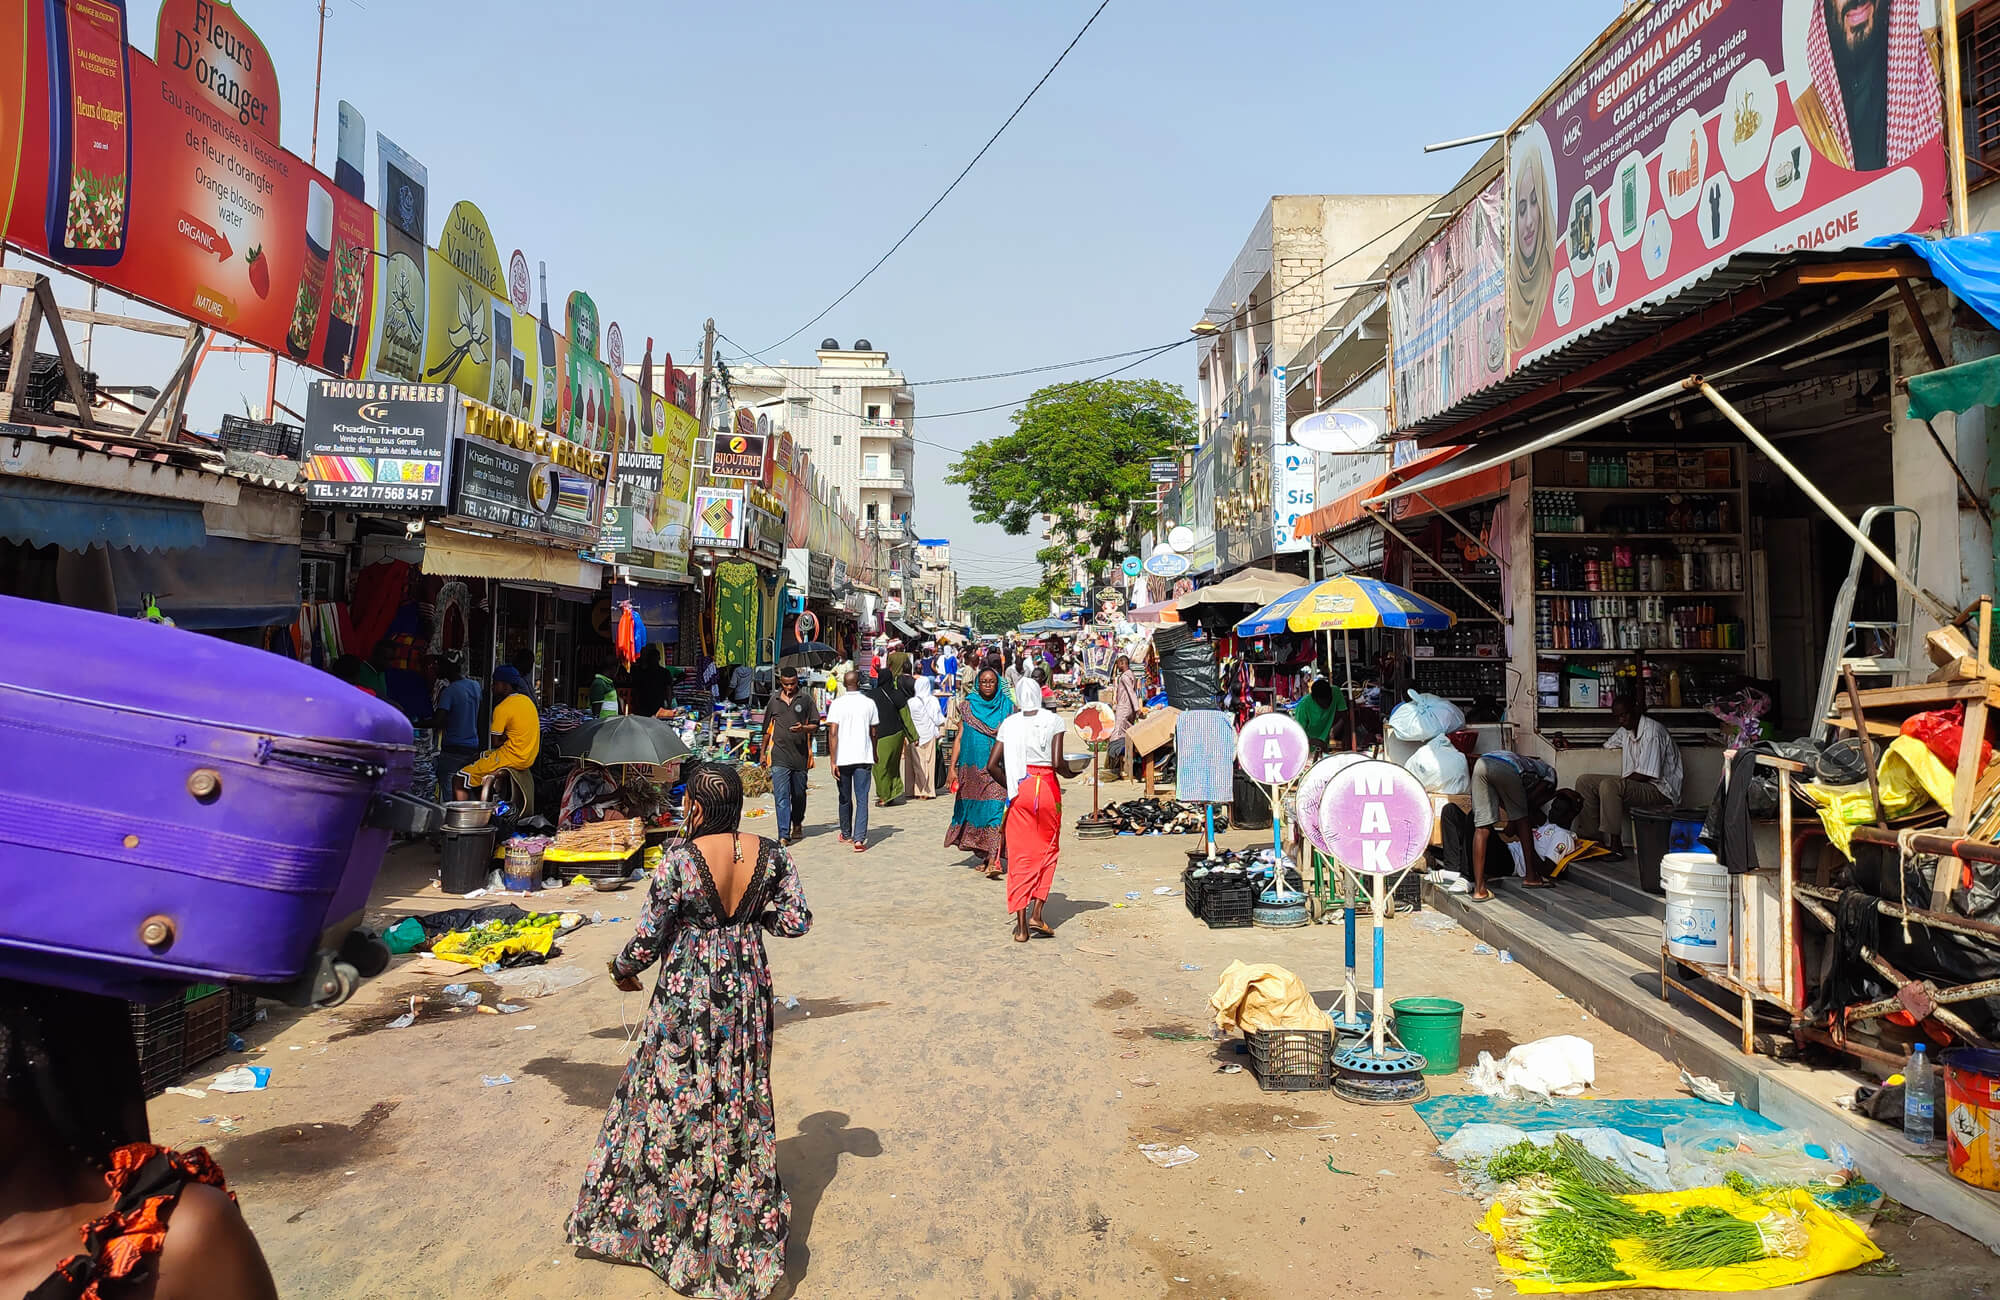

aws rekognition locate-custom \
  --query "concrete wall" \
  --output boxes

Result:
[1270,194,1435,363]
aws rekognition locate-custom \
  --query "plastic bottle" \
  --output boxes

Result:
[1904,1042,1935,1145]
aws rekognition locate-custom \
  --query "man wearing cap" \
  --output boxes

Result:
[762,666,820,845]
[459,664,541,803]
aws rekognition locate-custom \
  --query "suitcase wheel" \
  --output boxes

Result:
[339,929,392,979]
[327,962,359,1007]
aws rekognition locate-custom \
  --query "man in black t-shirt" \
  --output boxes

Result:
[763,667,821,845]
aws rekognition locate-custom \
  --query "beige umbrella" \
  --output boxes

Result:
[1174,569,1309,610]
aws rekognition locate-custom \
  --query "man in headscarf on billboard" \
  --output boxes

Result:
[1507,124,1557,356]
[1794,0,1941,172]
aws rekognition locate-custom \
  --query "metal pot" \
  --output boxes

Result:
[442,800,495,830]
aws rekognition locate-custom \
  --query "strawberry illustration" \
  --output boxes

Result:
[245,245,269,299]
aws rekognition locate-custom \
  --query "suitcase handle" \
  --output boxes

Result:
[367,790,443,834]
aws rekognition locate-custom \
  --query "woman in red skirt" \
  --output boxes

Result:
[987,679,1084,943]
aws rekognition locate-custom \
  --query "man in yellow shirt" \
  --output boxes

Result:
[458,665,541,804]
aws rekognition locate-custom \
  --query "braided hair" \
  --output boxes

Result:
[681,761,744,837]
[1,979,151,1168]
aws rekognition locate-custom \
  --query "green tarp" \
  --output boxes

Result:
[1905,352,2000,422]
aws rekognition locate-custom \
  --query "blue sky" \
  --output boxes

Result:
[67,0,1618,588]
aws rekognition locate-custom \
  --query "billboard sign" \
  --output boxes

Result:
[692,486,744,548]
[301,380,452,508]
[710,431,769,481]
[1390,177,1510,426]
[448,432,596,543]
[1508,0,1947,366]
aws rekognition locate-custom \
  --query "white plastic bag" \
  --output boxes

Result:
[1465,1034,1596,1100]
[1402,733,1469,795]
[1388,691,1465,743]
[1662,1120,1850,1192]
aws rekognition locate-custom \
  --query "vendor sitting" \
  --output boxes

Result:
[1572,693,1683,862]
[458,665,541,807]
[1469,749,1558,902]
[1291,675,1348,754]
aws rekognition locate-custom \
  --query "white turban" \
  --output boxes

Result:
[1015,678,1044,713]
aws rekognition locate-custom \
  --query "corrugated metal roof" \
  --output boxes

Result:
[1399,247,1916,444]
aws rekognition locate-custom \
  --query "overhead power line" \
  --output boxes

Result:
[753,0,1113,354]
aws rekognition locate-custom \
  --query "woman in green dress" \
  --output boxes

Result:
[869,650,918,805]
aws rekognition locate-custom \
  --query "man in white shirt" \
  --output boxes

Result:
[825,670,882,852]
[1574,693,1683,860]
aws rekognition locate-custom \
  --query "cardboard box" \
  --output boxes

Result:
[1563,448,1591,486]
[1569,676,1603,709]
[1124,706,1181,759]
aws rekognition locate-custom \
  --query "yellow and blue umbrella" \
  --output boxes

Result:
[1234,575,1456,635]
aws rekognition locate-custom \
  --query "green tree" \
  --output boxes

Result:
[960,583,1043,633]
[947,378,1196,594]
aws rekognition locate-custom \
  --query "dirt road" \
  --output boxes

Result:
[146,768,1993,1298]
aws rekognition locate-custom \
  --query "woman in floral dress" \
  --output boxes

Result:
[568,762,812,1299]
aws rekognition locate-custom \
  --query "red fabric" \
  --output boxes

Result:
[44,1143,232,1299]
[1902,701,1993,776]
[347,559,411,657]
[1005,766,1061,911]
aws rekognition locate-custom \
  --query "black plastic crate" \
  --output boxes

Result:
[129,997,186,1097]
[1181,866,1206,918]
[1200,877,1256,929]
[183,989,231,1070]
[219,413,303,459]
[1246,1028,1333,1091]
[227,986,259,1032]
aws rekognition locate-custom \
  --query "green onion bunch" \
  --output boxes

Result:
[1643,1204,1808,1270]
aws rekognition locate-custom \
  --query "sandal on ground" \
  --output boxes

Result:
[1029,922,1055,939]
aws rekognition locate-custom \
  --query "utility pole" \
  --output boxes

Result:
[698,318,717,442]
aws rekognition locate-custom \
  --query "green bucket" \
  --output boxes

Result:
[1390,996,1464,1075]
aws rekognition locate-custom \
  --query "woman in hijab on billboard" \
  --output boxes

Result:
[1507,123,1557,357]
[1787,0,1941,173]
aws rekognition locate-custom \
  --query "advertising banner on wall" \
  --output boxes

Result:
[1507,0,1948,367]
[1390,178,1509,427]
[692,485,744,548]
[1185,439,1219,574]
[448,433,597,544]
[710,431,769,481]
[1272,443,1318,554]
[301,379,452,508]
[4,0,379,374]
[1316,367,1390,508]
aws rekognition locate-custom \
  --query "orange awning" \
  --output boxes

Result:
[1301,444,1503,540]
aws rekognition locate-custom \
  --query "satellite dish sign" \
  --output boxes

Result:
[1318,760,1434,875]
[1143,551,1190,578]
[1168,525,1195,553]
[1289,410,1380,455]
[1234,713,1309,785]
[1121,556,1142,578]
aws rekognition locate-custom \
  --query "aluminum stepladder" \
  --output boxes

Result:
[1810,505,1922,742]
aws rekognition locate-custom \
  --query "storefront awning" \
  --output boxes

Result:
[108,537,302,629]
[886,616,922,641]
[1906,353,2000,421]
[0,479,207,553]
[1127,598,1181,624]
[421,527,606,597]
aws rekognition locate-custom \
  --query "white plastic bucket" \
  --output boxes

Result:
[1662,851,1730,966]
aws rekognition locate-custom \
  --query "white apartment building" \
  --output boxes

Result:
[728,340,917,540]
[913,539,958,625]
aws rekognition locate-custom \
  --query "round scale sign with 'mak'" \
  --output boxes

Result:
[1234,713,1310,786]
[1074,701,1115,743]
[1297,752,1369,856]
[1318,759,1434,876]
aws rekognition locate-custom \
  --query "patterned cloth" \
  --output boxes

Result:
[1802,0,1939,169]
[712,562,759,667]
[31,1145,233,1299]
[1175,709,1237,804]
[567,835,812,1300]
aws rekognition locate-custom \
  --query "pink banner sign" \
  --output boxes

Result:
[1235,713,1309,785]
[1319,760,1434,876]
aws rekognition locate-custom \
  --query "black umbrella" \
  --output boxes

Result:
[555,715,693,766]
[779,642,838,670]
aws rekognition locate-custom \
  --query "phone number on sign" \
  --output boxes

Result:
[309,483,439,504]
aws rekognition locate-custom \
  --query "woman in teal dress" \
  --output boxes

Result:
[943,664,1013,877]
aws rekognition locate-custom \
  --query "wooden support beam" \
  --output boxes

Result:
[1895,278,1947,371]
[32,278,94,430]
[133,326,205,441]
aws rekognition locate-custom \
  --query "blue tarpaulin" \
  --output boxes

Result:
[1412,1095,1782,1148]
[108,538,301,629]
[0,479,206,554]
[1869,231,2000,332]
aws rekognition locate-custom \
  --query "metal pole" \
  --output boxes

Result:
[1693,379,1957,625]
[1370,509,1507,622]
[309,0,328,168]
[1371,872,1388,1055]
[1343,864,1358,1025]
[1944,0,1972,234]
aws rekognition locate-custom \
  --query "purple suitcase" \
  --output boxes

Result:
[0,594,438,1004]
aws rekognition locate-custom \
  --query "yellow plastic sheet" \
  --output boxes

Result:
[431,913,559,967]
[1478,1185,1881,1293]
[1207,961,1333,1034]
[1803,735,1958,858]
